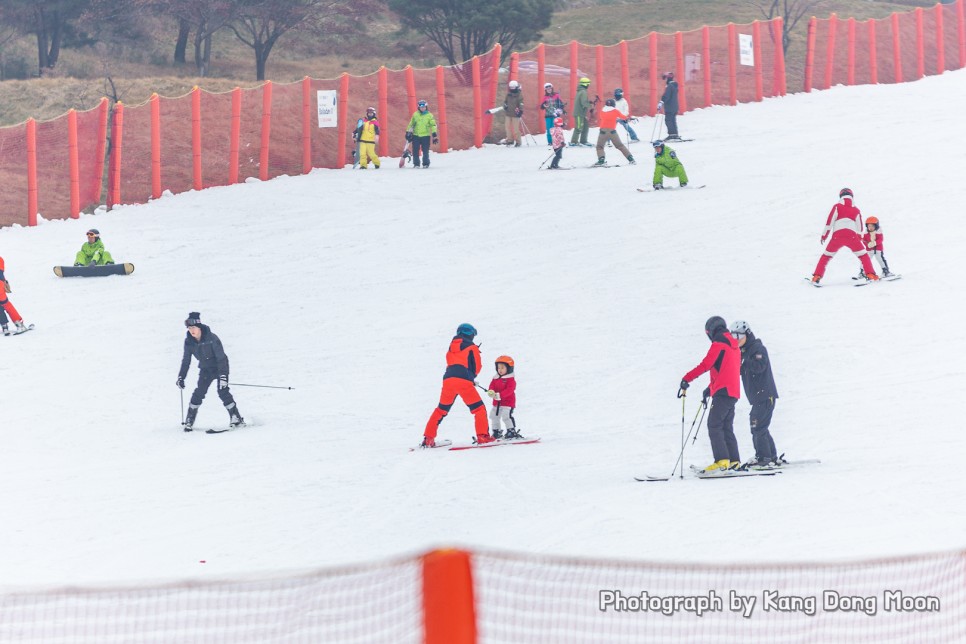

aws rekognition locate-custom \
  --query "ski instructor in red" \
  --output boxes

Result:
[810,188,879,284]
[422,323,494,448]
[678,316,742,473]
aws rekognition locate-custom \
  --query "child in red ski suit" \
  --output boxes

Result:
[858,216,893,278]
[487,355,522,439]
[549,117,566,169]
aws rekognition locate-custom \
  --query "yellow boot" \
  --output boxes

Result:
[702,459,732,473]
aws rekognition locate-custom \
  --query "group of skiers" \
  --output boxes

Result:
[352,101,439,170]
[810,188,894,284]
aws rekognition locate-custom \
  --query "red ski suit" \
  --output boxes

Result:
[683,333,741,398]
[424,337,488,439]
[812,197,876,278]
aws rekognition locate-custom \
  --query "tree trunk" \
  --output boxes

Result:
[255,46,267,81]
[203,33,212,75]
[194,21,207,76]
[47,11,62,69]
[174,19,189,65]
[35,8,49,72]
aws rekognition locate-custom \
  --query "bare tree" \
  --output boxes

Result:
[167,0,237,76]
[750,0,826,54]
[230,0,373,81]
[5,0,92,74]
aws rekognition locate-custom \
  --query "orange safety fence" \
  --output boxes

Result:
[1,547,965,642]
[0,2,964,228]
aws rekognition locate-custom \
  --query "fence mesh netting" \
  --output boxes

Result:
[0,558,422,644]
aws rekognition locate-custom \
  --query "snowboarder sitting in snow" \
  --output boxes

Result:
[74,229,115,266]
[422,323,493,447]
[549,117,566,169]
[856,216,893,279]
[678,316,742,473]
[651,140,688,189]
[176,312,244,432]
[487,355,522,440]
[729,320,780,469]
[0,256,28,335]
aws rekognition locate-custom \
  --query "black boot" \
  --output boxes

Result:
[227,403,245,427]
[183,406,198,432]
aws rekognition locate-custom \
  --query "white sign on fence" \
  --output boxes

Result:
[317,90,338,128]
[739,34,754,66]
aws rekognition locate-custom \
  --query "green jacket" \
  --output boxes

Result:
[75,239,114,266]
[653,145,689,184]
[573,86,590,117]
[407,111,437,137]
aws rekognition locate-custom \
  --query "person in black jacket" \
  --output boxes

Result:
[730,320,779,467]
[657,71,681,141]
[176,312,244,432]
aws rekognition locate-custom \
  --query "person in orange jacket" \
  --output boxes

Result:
[422,323,495,447]
[0,256,28,335]
[594,99,635,167]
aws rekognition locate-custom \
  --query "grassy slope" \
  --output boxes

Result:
[0,0,936,126]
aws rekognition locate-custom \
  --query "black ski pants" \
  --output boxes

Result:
[665,111,679,137]
[190,368,236,408]
[750,398,778,461]
[707,392,740,463]
[412,135,431,167]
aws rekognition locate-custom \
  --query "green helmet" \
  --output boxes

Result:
[579,77,590,87]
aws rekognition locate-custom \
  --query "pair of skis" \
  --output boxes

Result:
[805,274,902,288]
[635,457,821,482]
[410,437,541,452]
[3,323,35,336]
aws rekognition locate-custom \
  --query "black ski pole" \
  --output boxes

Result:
[538,151,555,169]
[230,382,295,390]
[669,397,706,478]
[180,388,184,425]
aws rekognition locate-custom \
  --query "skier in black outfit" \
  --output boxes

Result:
[657,72,681,141]
[730,320,779,467]
[176,312,244,432]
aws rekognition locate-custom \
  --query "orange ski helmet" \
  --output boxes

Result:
[865,216,879,229]
[495,355,515,373]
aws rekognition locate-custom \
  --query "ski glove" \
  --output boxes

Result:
[514,107,522,117]
[405,131,413,142]
[218,375,229,390]
[702,387,711,405]
[176,377,185,389]
[432,134,439,145]
[677,379,689,398]
[657,101,664,111]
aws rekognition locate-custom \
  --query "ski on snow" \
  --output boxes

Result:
[450,437,540,451]
[635,457,820,482]
[4,323,35,336]
[806,275,901,287]
[637,184,705,192]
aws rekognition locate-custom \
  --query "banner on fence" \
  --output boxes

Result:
[317,90,338,128]
[740,33,755,66]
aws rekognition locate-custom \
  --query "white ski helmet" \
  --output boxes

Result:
[508,80,520,90]
[730,320,750,336]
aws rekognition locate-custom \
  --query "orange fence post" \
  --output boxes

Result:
[753,20,763,101]
[915,7,925,79]
[435,65,449,152]
[595,45,604,104]
[804,17,816,92]
[727,23,737,105]
[825,13,838,88]
[405,66,417,116]
[471,56,482,147]
[92,98,108,205]
[773,18,787,96]
[935,4,945,74]
[229,88,241,183]
[422,549,477,644]
[109,103,124,209]
[892,12,903,82]
[26,118,37,226]
[338,74,349,168]
[674,31,686,112]
[302,77,312,174]
[569,40,578,127]
[151,93,161,199]
[958,0,966,69]
[701,27,711,107]
[378,67,389,158]
[619,40,631,108]
[191,87,202,190]
[67,109,80,218]
[509,52,519,82]
[847,18,856,86]
[536,44,546,133]
[259,81,273,181]
[648,32,658,114]
[869,20,878,84]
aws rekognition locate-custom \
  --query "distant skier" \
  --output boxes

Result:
[422,323,493,447]
[570,77,591,147]
[856,216,894,279]
[657,71,681,141]
[651,140,688,189]
[548,117,566,169]
[0,256,29,335]
[539,82,565,145]
[487,355,522,440]
[502,80,524,147]
[406,100,438,169]
[810,188,879,284]
[74,229,115,266]
[678,316,742,473]
[353,107,381,169]
[594,99,635,166]
[730,320,780,468]
[177,312,244,432]
[613,88,640,143]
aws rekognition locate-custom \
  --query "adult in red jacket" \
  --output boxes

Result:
[679,316,742,472]
[811,188,878,284]
[422,323,494,447]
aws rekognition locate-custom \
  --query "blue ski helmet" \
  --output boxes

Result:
[456,323,477,339]
[705,316,727,339]
[614,88,623,99]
